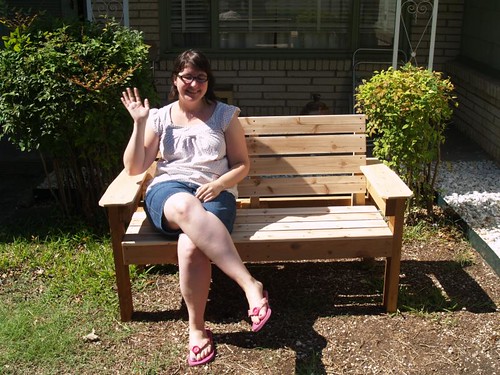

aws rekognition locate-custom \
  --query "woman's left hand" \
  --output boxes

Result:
[195,181,224,202]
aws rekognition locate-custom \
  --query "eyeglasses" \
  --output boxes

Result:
[177,73,209,84]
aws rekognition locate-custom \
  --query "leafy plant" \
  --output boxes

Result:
[0,12,157,221]
[355,64,457,213]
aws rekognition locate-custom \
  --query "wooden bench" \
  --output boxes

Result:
[99,114,413,321]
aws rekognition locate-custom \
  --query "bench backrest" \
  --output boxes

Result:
[237,114,367,206]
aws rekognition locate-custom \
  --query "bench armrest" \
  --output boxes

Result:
[99,169,148,207]
[360,162,413,216]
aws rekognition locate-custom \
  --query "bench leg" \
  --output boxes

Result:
[114,262,133,322]
[383,256,401,312]
[383,199,406,313]
[108,207,134,322]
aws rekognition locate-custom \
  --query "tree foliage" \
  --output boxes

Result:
[355,64,457,213]
[0,12,157,221]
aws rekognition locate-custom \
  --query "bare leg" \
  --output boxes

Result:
[164,193,269,324]
[178,233,213,362]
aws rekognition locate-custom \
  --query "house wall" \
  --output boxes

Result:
[443,0,500,162]
[461,0,500,73]
[446,60,500,162]
[126,0,465,116]
[5,0,82,19]
[166,58,352,116]
[7,0,62,16]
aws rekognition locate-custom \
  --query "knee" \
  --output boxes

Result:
[164,194,198,223]
[178,234,206,264]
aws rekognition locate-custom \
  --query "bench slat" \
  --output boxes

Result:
[235,205,380,215]
[235,237,392,261]
[121,236,393,265]
[247,134,366,155]
[248,155,365,176]
[241,114,366,134]
[123,225,392,246]
[234,219,388,232]
[127,215,387,238]
[238,175,366,197]
[232,227,392,241]
[234,212,383,224]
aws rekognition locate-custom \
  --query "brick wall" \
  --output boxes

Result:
[446,60,500,163]
[150,57,355,116]
[128,0,465,116]
[461,0,500,72]
[155,58,352,116]
[128,0,160,50]
[425,0,464,71]
[212,58,353,116]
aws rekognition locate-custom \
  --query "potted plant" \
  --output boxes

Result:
[355,63,457,214]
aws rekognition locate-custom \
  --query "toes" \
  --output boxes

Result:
[250,305,267,323]
[189,335,212,361]
[191,345,211,361]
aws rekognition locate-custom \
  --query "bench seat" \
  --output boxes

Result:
[122,205,393,265]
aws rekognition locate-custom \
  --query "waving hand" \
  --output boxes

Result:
[121,87,150,124]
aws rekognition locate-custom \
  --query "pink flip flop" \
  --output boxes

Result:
[187,329,215,367]
[248,290,272,332]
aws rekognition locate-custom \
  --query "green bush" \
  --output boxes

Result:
[355,64,457,213]
[0,12,157,221]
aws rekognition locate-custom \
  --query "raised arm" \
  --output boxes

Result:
[121,87,159,175]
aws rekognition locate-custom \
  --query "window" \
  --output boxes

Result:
[171,0,211,48]
[219,0,351,49]
[360,0,396,47]
[167,0,396,52]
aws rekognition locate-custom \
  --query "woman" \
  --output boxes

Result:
[121,49,271,366]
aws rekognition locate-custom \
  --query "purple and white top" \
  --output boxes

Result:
[146,101,240,197]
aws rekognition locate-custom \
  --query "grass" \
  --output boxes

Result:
[454,247,476,267]
[1,228,117,308]
[0,209,133,373]
[1,295,86,370]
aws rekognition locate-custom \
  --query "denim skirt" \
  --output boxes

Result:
[144,180,237,238]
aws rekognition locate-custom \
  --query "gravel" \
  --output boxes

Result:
[435,159,500,254]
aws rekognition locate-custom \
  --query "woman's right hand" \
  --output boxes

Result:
[121,87,159,175]
[121,87,150,124]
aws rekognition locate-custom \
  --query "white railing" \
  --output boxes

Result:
[393,0,438,71]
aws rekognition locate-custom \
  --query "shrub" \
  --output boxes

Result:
[355,64,457,214]
[0,12,157,221]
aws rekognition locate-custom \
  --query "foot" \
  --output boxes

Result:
[248,290,272,332]
[187,329,215,366]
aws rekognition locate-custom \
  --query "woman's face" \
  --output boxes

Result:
[174,65,209,104]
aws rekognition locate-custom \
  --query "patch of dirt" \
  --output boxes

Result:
[92,209,499,375]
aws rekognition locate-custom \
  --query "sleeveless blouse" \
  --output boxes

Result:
[146,101,240,197]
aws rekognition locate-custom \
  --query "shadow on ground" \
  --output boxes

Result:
[131,259,497,374]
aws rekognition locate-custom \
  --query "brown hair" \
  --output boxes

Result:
[168,49,217,103]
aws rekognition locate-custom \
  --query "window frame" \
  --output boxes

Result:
[160,0,395,59]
